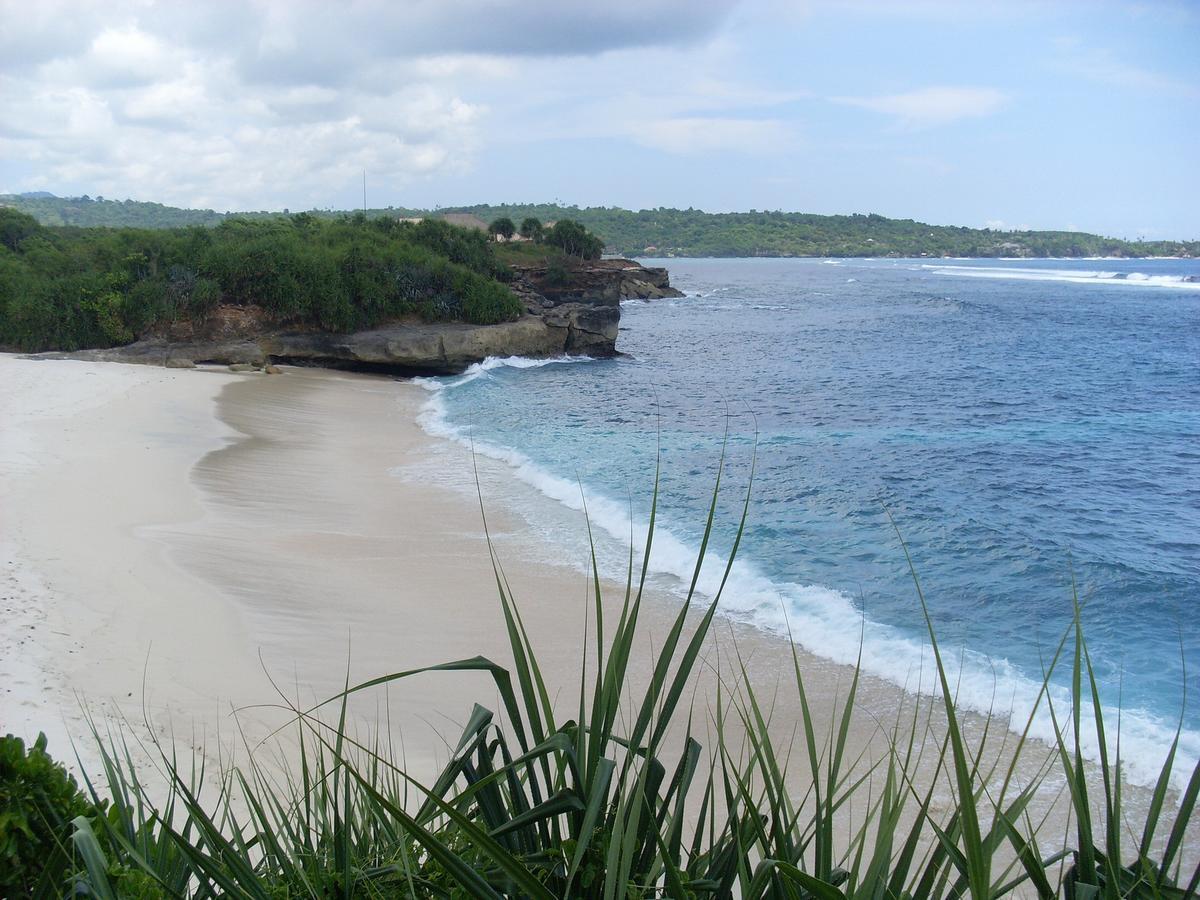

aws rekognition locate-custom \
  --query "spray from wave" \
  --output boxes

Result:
[925,265,1200,290]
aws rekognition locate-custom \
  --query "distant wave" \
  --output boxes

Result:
[408,362,1200,790]
[925,265,1200,290]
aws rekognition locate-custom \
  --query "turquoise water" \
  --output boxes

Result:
[416,257,1200,785]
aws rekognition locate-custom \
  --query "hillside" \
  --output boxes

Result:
[453,204,1200,259]
[3,193,1196,258]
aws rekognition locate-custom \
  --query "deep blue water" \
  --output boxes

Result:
[418,257,1200,783]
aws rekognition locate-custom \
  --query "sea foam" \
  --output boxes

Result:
[925,264,1200,290]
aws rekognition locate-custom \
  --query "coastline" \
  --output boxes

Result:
[1,355,962,776]
[2,354,1192,864]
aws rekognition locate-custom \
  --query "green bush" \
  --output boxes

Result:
[0,732,95,897]
[401,217,503,278]
[0,207,42,251]
[0,215,523,350]
[543,218,605,259]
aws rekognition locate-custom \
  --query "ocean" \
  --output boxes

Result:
[414,257,1200,787]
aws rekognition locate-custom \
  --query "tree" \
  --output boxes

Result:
[544,219,604,260]
[0,208,41,251]
[519,217,543,242]
[488,217,515,242]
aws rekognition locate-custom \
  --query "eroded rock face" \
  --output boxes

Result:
[37,258,674,375]
[512,258,683,307]
[46,307,617,375]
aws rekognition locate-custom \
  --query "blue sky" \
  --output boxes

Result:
[2,0,1197,237]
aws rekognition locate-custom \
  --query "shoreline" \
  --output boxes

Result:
[0,356,961,764]
[2,354,1192,863]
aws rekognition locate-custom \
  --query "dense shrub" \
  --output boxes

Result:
[0,208,42,251]
[544,218,605,259]
[0,215,522,351]
[396,217,503,278]
[0,732,95,897]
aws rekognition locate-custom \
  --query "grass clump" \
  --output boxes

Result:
[19,462,1200,897]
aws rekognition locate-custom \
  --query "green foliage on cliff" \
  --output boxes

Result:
[543,218,605,260]
[0,209,522,352]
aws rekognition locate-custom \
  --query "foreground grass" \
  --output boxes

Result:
[21,463,1200,898]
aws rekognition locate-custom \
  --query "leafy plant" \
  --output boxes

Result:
[0,732,96,897]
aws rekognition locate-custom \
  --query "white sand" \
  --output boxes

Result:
[1,356,262,771]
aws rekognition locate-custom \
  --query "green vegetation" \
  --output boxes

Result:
[489,216,605,261]
[0,209,522,353]
[543,219,605,260]
[8,194,1195,258]
[519,217,544,242]
[1,193,228,228]
[15,470,1199,897]
[0,732,96,897]
[488,217,517,242]
[456,205,1200,259]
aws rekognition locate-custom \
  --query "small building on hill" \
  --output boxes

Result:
[440,213,488,231]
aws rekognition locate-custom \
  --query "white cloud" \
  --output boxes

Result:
[1050,37,1199,97]
[0,0,743,209]
[984,219,1031,232]
[632,117,789,154]
[833,86,1008,126]
[0,43,485,210]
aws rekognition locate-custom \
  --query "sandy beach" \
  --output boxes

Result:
[2,353,1190,879]
[1,355,874,771]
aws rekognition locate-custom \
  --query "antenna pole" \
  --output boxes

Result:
[362,171,367,213]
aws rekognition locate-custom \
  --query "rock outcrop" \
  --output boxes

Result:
[40,257,677,375]
[511,258,683,306]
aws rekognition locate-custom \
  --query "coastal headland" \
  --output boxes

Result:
[42,257,680,374]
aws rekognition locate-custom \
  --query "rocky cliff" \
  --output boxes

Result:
[43,258,681,375]
[511,258,682,305]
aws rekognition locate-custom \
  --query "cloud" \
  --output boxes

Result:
[1050,37,1200,97]
[0,0,750,209]
[631,117,789,154]
[984,219,1031,232]
[833,86,1008,126]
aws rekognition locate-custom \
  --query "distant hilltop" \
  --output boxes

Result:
[2,193,1196,259]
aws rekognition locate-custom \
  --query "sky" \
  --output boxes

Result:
[1,0,1198,238]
